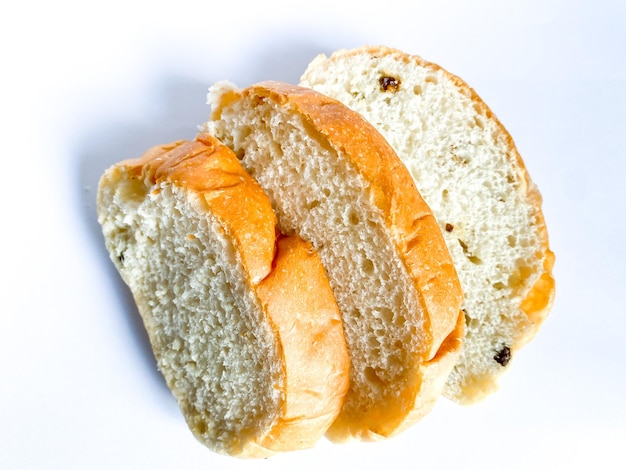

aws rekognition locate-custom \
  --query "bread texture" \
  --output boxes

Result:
[300,46,555,404]
[97,134,349,457]
[205,81,464,441]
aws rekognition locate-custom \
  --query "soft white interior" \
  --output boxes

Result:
[208,94,424,416]
[301,53,544,398]
[98,176,281,454]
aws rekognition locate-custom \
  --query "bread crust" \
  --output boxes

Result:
[126,134,277,284]
[98,134,349,457]
[212,82,464,439]
[254,235,350,451]
[301,46,555,402]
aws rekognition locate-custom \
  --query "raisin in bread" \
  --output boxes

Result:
[205,81,464,441]
[300,46,555,404]
[97,133,349,457]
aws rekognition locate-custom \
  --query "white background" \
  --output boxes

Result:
[2,1,625,468]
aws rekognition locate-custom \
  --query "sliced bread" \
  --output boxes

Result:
[97,133,349,457]
[300,46,556,404]
[205,81,465,441]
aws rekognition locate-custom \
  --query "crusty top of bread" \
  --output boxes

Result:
[129,135,277,283]
[207,81,464,440]
[97,134,349,457]
[300,46,555,403]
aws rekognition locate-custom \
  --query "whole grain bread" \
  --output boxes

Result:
[205,81,464,441]
[300,46,555,404]
[97,133,349,457]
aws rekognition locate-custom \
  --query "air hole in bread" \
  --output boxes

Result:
[347,209,360,225]
[465,314,480,330]
[366,219,378,229]
[379,307,394,323]
[388,353,403,370]
[425,75,438,85]
[184,359,199,375]
[194,418,208,435]
[305,199,321,210]
[413,85,422,96]
[468,255,482,265]
[234,125,252,143]
[393,315,406,327]
[119,177,148,203]
[364,366,386,389]
[379,269,392,283]
[367,334,380,349]
[458,239,482,265]
[508,264,532,289]
[361,257,375,275]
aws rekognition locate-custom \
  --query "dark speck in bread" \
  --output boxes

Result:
[379,76,401,92]
[494,345,511,366]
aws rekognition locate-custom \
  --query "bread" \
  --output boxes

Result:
[300,45,556,404]
[205,81,465,441]
[97,133,350,457]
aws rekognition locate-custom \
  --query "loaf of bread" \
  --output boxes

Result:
[97,134,350,457]
[300,46,555,404]
[205,81,465,441]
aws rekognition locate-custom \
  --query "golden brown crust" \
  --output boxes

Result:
[254,235,349,453]
[121,134,277,284]
[232,82,464,439]
[105,134,349,457]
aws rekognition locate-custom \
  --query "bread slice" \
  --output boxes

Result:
[97,133,349,457]
[300,45,556,404]
[205,81,464,441]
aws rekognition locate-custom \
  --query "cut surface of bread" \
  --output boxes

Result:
[300,46,555,404]
[97,134,349,457]
[206,81,464,441]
